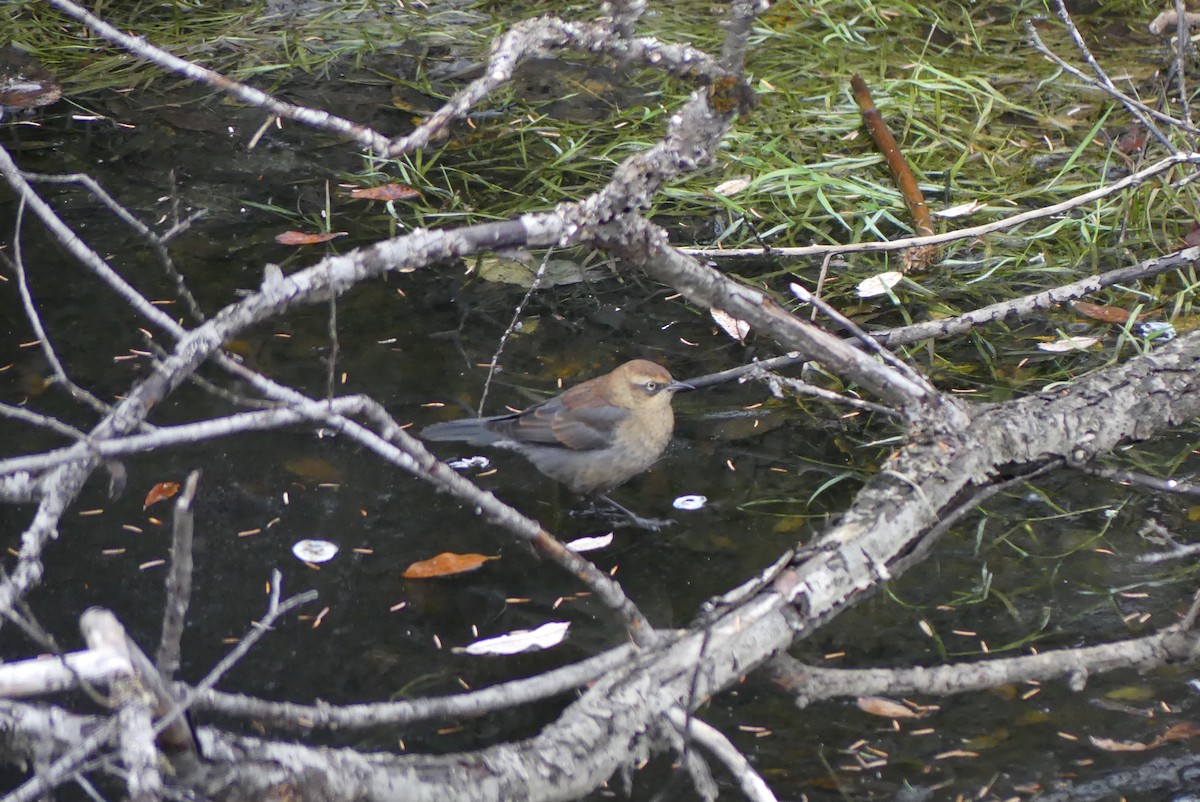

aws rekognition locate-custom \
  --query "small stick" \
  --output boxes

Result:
[849,74,939,271]
[157,470,201,681]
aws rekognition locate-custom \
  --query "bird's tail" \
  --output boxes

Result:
[420,418,508,446]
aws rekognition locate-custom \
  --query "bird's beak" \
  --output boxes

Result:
[668,379,696,393]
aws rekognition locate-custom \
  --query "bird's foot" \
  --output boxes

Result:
[598,495,675,531]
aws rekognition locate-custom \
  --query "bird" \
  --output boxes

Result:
[421,359,694,529]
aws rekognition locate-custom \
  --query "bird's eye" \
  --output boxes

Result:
[644,381,659,393]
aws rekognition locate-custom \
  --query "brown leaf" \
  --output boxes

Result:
[1070,300,1131,324]
[144,481,181,509]
[349,183,422,201]
[402,552,498,579]
[1159,722,1200,742]
[857,696,921,718]
[1186,223,1200,248]
[1115,124,1147,154]
[274,230,347,245]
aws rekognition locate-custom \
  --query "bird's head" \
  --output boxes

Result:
[608,359,695,412]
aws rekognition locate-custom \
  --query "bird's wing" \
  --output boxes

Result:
[501,389,628,451]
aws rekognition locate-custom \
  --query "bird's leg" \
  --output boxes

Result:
[598,494,675,531]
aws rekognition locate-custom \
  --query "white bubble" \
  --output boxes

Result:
[672,495,707,511]
[448,456,492,470]
[292,539,338,563]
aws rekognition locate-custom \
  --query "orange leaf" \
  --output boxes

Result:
[1070,300,1131,324]
[402,552,498,579]
[144,481,181,509]
[349,183,422,201]
[274,230,348,245]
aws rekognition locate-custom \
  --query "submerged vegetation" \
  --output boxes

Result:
[9,0,1197,507]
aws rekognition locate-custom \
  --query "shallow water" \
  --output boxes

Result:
[4,2,1200,800]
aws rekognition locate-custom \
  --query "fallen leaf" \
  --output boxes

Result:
[349,183,422,201]
[275,230,347,245]
[857,696,921,719]
[457,621,570,655]
[712,176,752,196]
[1089,735,1155,752]
[857,271,903,298]
[1038,336,1100,352]
[565,533,614,553]
[143,481,181,509]
[1116,123,1147,154]
[403,552,498,579]
[935,200,984,219]
[711,308,750,343]
[475,257,603,288]
[1071,300,1131,324]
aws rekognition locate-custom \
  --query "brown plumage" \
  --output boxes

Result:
[422,360,692,524]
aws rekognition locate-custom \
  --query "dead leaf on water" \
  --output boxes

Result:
[475,257,606,288]
[1071,300,1132,324]
[935,200,984,218]
[456,621,569,655]
[143,481,181,509]
[857,271,903,298]
[712,175,752,196]
[349,183,422,201]
[275,230,347,245]
[1089,735,1155,752]
[1037,336,1099,352]
[857,696,921,719]
[711,308,750,343]
[403,552,499,579]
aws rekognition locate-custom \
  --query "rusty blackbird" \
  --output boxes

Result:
[421,359,693,528]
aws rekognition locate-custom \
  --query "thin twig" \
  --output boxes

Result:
[750,365,901,418]
[9,202,112,416]
[479,249,552,415]
[0,400,89,443]
[19,170,207,323]
[45,0,393,154]
[151,571,317,742]
[186,643,636,729]
[788,282,934,393]
[0,719,120,802]
[1071,462,1200,497]
[1175,0,1193,127]
[1031,12,1177,151]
